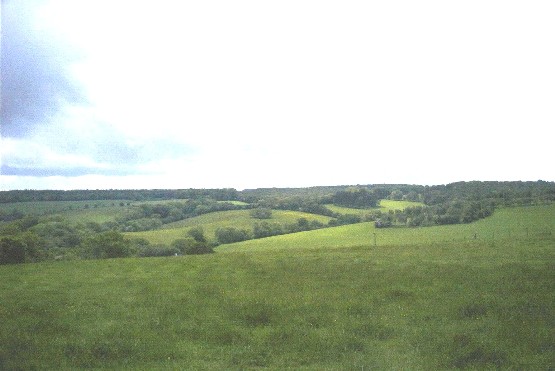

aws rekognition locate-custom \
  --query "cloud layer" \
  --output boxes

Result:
[1,0,84,137]
[1,1,554,190]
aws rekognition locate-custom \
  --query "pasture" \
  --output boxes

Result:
[126,209,332,245]
[0,204,553,369]
[223,204,555,252]
[0,200,131,218]
[325,199,424,216]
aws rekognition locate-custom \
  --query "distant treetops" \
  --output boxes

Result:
[332,187,378,209]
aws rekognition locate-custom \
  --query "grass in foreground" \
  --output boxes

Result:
[1,238,553,369]
[0,205,553,369]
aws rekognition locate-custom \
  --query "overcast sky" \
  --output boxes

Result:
[1,0,554,190]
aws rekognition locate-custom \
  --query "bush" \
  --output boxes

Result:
[375,219,392,228]
[138,244,179,257]
[0,237,26,264]
[81,231,133,259]
[187,227,207,243]
[172,238,213,255]
[250,208,272,219]
[333,188,378,208]
[0,234,43,264]
[253,222,283,238]
[215,227,250,244]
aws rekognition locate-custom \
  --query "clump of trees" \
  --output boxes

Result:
[370,200,495,228]
[82,231,133,259]
[0,236,41,264]
[1,181,553,264]
[332,188,378,209]
[117,199,247,232]
[133,232,214,257]
[215,227,251,244]
[250,208,272,219]
[0,188,240,203]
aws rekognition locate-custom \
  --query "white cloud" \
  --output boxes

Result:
[1,137,108,171]
[2,0,554,190]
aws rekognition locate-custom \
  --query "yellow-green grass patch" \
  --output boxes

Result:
[125,209,332,245]
[220,204,555,253]
[325,199,424,216]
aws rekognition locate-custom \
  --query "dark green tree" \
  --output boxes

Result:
[187,227,206,243]
[82,231,132,259]
[333,188,378,208]
[250,207,273,219]
[172,237,213,255]
[0,237,26,264]
[215,227,250,244]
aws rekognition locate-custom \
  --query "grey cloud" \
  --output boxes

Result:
[2,123,197,177]
[0,164,136,177]
[1,0,85,137]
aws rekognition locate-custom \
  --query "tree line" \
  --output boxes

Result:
[1,181,553,264]
[0,188,239,203]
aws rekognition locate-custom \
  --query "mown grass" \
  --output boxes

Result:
[126,209,332,245]
[325,199,424,216]
[0,205,553,369]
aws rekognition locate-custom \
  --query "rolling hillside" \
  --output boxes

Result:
[220,204,555,252]
[1,204,553,369]
[125,209,333,245]
[325,199,424,216]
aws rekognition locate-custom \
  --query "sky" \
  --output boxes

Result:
[1,0,554,191]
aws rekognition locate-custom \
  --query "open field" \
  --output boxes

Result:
[325,199,424,216]
[0,200,131,217]
[1,204,553,369]
[126,209,332,245]
[222,204,555,252]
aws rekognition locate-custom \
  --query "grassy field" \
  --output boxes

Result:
[223,204,555,252]
[218,200,250,206]
[0,205,553,369]
[0,200,140,226]
[125,209,332,245]
[325,199,424,216]
[0,200,131,217]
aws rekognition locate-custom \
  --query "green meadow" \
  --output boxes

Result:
[0,200,137,226]
[126,209,332,245]
[325,199,424,216]
[0,200,130,216]
[1,204,553,369]
[223,204,555,252]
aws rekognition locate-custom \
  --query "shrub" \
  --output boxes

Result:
[215,227,250,244]
[0,237,26,264]
[171,238,214,255]
[187,227,207,243]
[253,222,283,238]
[81,231,133,259]
[250,208,272,219]
[172,238,213,255]
[138,244,179,257]
[375,219,392,228]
